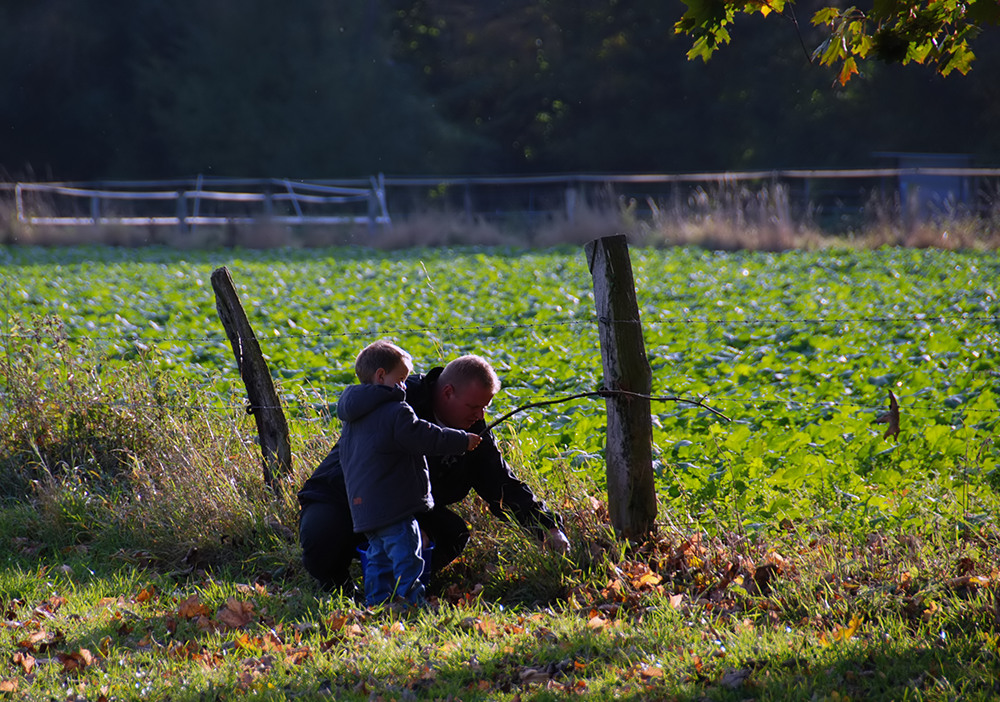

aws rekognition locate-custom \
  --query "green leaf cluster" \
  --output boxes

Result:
[676,0,999,83]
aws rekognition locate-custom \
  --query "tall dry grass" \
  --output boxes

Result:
[0,313,606,591]
[633,183,819,251]
[857,187,1000,250]
[0,316,327,570]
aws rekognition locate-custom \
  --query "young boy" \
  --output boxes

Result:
[338,339,481,607]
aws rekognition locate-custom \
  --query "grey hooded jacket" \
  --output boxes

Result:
[337,382,469,534]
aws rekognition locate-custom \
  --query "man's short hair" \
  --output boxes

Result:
[439,354,501,394]
[354,339,412,383]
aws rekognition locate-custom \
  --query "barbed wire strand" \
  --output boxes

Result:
[1,314,998,345]
[4,393,997,420]
[2,308,997,434]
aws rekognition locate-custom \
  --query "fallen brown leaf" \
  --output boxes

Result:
[283,647,310,665]
[326,613,349,631]
[640,665,664,680]
[586,614,609,630]
[17,629,64,653]
[13,651,35,674]
[58,648,95,673]
[474,618,498,638]
[44,596,68,611]
[751,563,780,596]
[177,594,213,619]
[217,597,255,630]
[945,575,990,589]
[384,621,406,635]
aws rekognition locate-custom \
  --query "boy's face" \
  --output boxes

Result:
[374,361,409,389]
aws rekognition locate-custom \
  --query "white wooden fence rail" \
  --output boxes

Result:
[14,176,391,229]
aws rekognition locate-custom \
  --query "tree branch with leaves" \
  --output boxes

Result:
[675,0,1000,84]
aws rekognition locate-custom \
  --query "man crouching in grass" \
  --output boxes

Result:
[298,352,570,597]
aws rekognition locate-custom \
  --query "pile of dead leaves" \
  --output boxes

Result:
[566,531,792,621]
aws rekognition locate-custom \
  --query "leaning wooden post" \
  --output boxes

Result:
[584,235,657,540]
[211,266,292,494]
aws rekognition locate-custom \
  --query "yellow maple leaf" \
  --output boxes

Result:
[821,614,863,645]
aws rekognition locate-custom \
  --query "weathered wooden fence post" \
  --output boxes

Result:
[584,234,657,539]
[211,266,292,494]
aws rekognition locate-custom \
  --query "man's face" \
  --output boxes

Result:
[436,381,494,429]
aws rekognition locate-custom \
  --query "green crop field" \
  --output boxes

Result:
[3,244,998,534]
[2,243,1000,701]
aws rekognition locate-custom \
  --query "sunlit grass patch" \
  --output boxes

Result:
[2,535,998,700]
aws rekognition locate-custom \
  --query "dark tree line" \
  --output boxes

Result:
[2,0,998,181]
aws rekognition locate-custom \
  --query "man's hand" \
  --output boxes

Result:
[466,432,482,451]
[543,528,571,555]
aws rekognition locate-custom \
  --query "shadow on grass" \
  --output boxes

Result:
[3,544,999,702]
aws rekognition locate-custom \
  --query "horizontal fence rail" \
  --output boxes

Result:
[12,176,391,230]
[5,166,1000,236]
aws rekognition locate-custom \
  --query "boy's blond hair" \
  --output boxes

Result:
[354,339,412,383]
[439,355,501,394]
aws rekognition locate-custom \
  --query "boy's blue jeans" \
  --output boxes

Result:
[364,518,426,606]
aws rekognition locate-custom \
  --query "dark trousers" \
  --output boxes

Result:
[299,500,470,593]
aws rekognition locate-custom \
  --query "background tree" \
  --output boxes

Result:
[0,0,149,178]
[1,0,998,180]
[136,0,471,177]
[387,0,1000,173]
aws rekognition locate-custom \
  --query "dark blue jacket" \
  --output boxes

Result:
[337,382,469,534]
[299,368,562,540]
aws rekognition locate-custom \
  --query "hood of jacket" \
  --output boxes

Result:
[337,383,404,423]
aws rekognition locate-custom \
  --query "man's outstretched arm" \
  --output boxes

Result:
[470,431,570,552]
